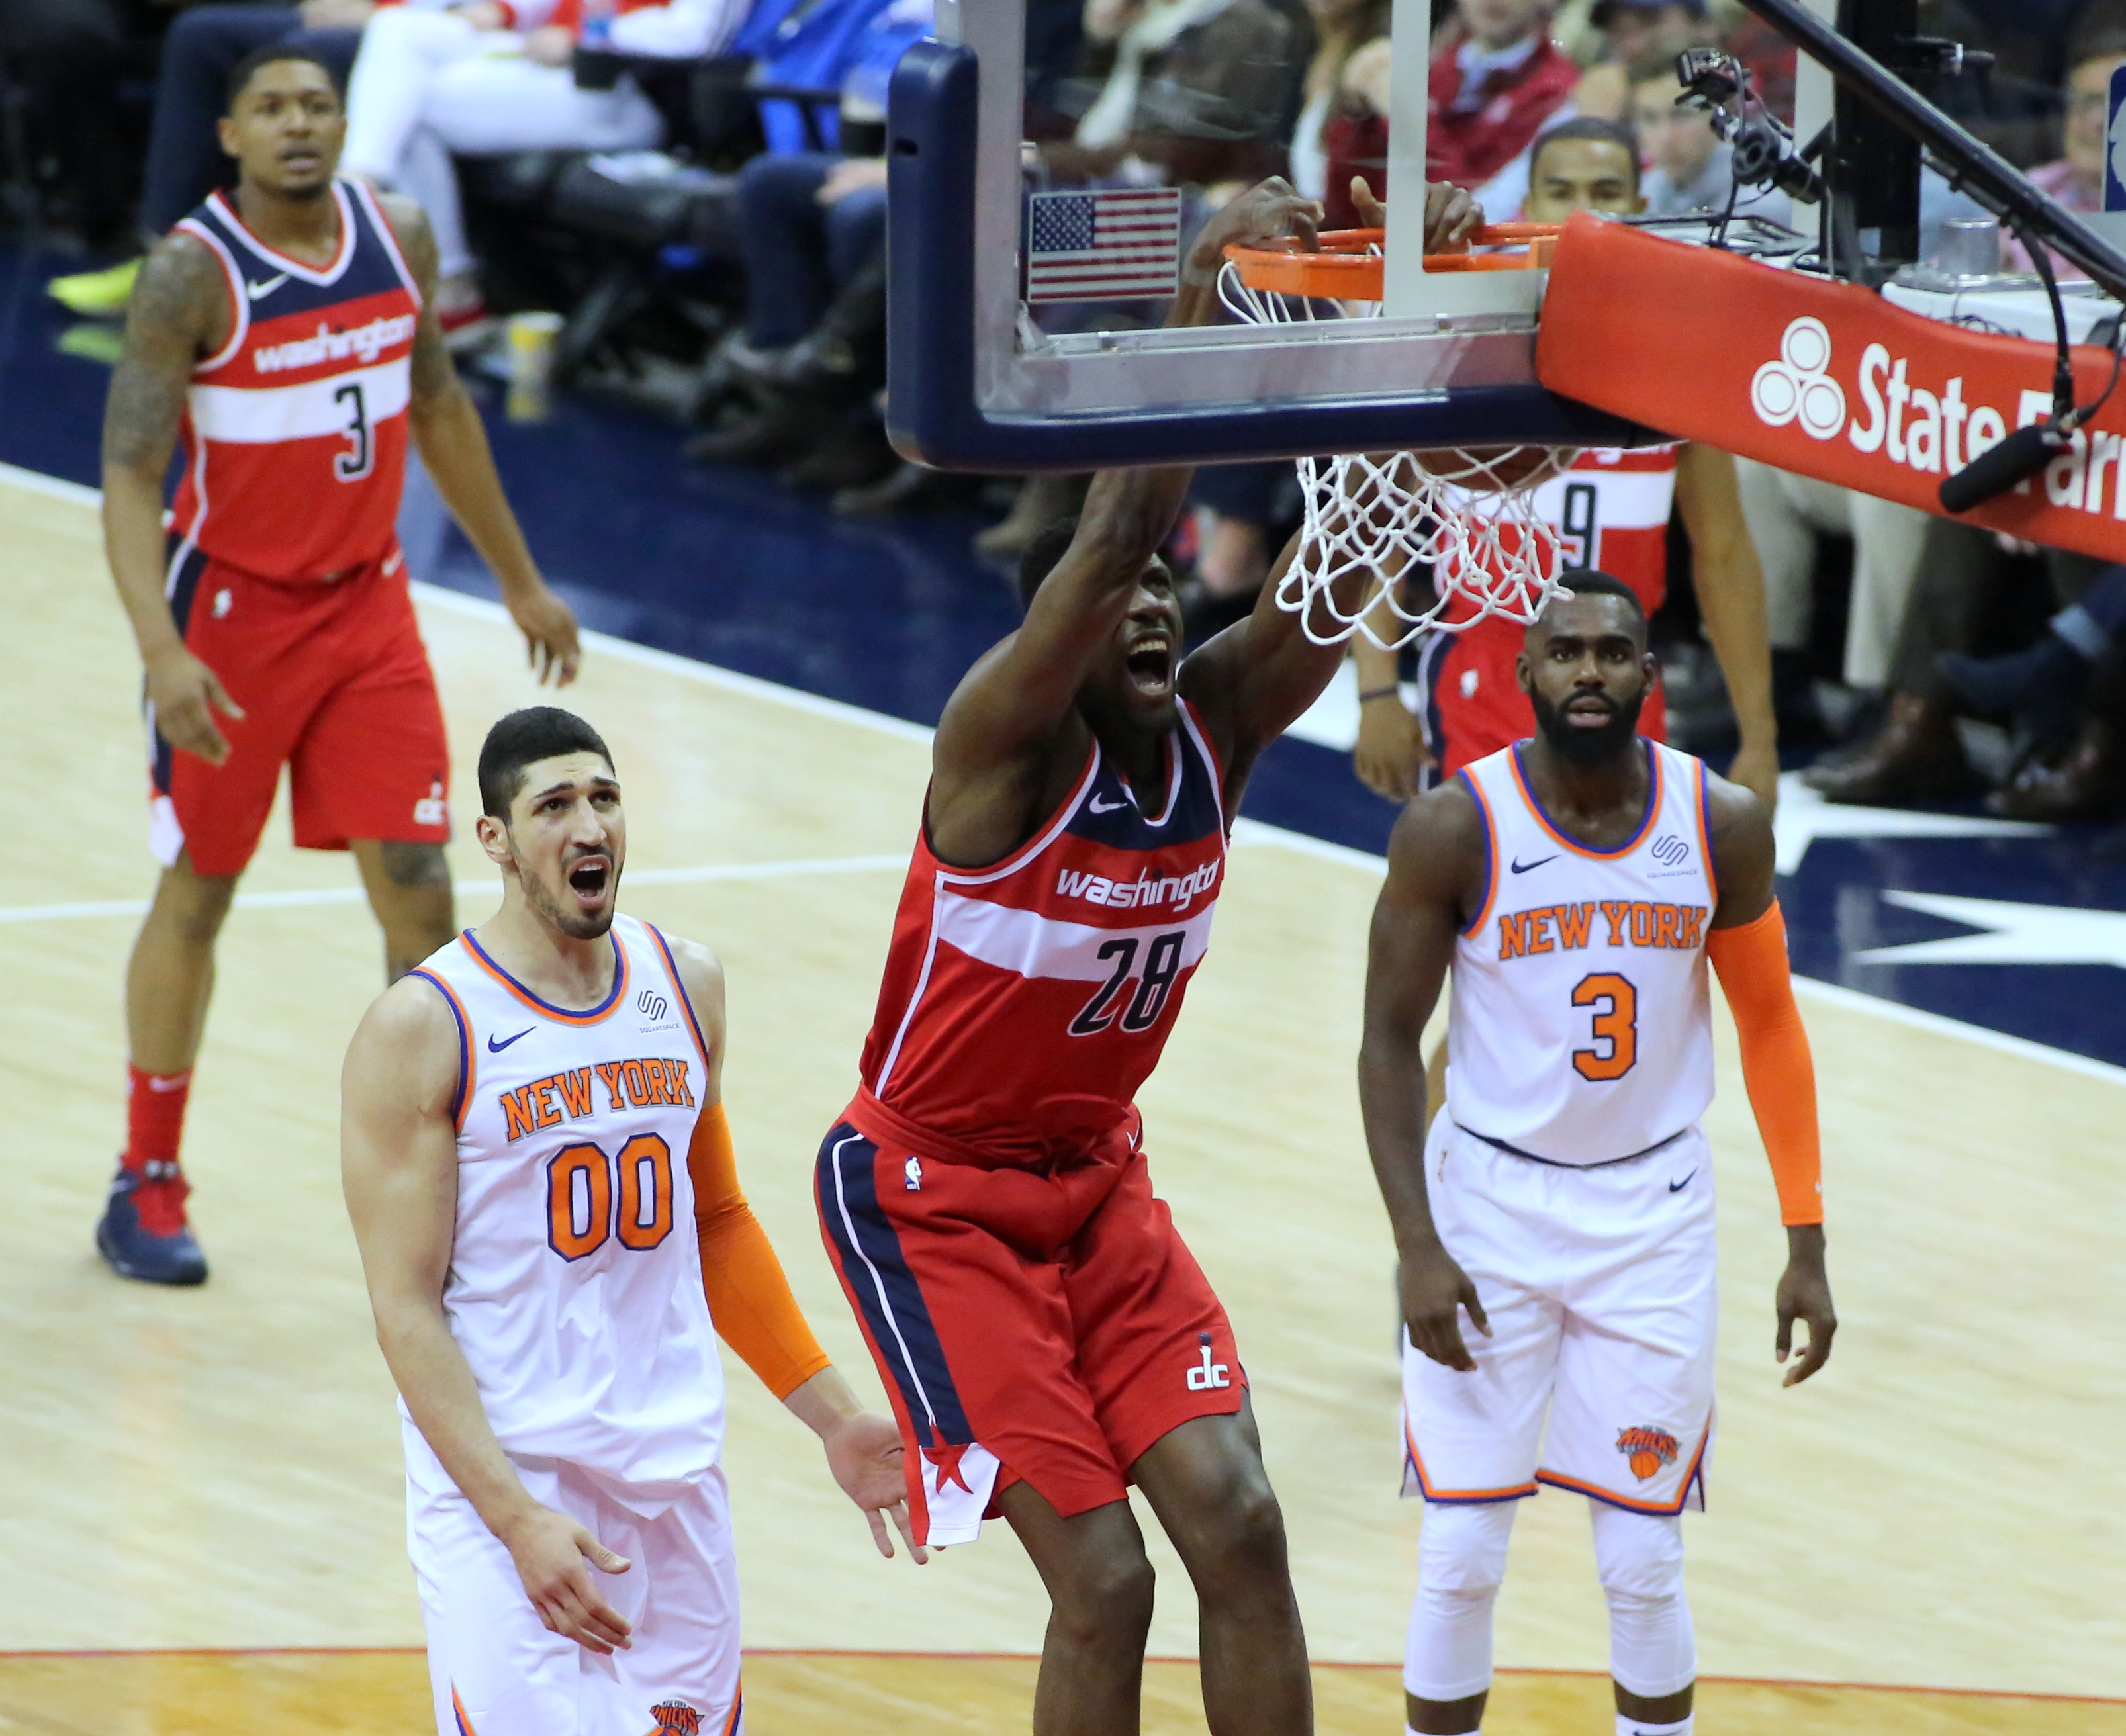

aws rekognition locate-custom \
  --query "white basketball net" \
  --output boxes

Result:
[1218,257,1578,649]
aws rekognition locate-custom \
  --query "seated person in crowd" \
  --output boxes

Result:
[2002,19,2126,276]
[1425,0,1577,218]
[1293,0,1391,226]
[686,0,933,482]
[340,0,755,336]
[1628,59,1791,224]
[1567,0,1713,126]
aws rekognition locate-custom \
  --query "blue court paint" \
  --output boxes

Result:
[6,238,2124,1072]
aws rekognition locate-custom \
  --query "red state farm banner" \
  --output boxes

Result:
[1534,212,2126,562]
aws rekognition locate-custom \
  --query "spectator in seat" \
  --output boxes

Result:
[1293,0,1391,225]
[685,0,933,490]
[2001,23,2126,277]
[1628,60,1791,224]
[1426,0,1577,214]
[338,0,755,338]
[1567,0,1712,126]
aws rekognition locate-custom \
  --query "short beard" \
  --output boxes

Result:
[518,865,618,940]
[1530,685,1646,764]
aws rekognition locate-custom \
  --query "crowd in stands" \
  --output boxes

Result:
[9,0,2126,821]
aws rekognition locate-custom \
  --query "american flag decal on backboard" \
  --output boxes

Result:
[1025,187,1183,303]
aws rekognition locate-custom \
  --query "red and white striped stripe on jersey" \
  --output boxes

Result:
[858,702,1228,1163]
[169,177,422,582]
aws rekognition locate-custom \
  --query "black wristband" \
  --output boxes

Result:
[1358,685,1403,704]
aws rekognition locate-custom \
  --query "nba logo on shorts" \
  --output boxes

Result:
[1615,1425,1679,1481]
[1187,1332,1230,1391]
[647,1701,700,1736]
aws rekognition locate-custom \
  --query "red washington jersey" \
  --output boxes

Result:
[169,178,421,581]
[859,702,1228,1163]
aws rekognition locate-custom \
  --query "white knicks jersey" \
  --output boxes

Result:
[407,913,724,1506]
[1446,740,1717,1164]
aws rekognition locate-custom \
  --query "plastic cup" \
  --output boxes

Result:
[506,310,565,422]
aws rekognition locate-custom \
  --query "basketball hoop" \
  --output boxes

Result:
[1219,225,1578,649]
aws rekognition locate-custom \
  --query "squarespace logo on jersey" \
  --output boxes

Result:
[1752,315,2122,520]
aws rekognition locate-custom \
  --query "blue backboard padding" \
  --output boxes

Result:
[2107,64,2126,213]
[884,41,1657,472]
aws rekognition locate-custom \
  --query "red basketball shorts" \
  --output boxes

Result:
[815,1091,1245,1547]
[1419,612,1666,782]
[149,539,450,877]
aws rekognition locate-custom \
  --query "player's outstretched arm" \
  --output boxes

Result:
[1180,177,1483,797]
[662,937,926,1563]
[341,979,636,1653]
[929,181,1322,860]
[1703,775,1837,1385]
[101,235,248,766]
[1676,445,1779,809]
[381,193,582,687]
[1359,784,1492,1373]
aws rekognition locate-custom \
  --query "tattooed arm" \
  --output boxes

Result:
[102,234,245,765]
[380,193,580,686]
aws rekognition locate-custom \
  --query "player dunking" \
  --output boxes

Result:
[342,707,917,1736]
[97,47,580,1285]
[814,177,1477,1736]
[1360,574,1836,1736]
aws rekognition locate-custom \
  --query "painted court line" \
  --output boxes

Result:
[5,467,2119,1092]
[0,856,907,926]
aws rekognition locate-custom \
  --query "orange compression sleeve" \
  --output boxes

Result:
[1705,901,1823,1226]
[688,1103,833,1400]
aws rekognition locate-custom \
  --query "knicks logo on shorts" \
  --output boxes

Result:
[646,1700,700,1736]
[1616,1425,1679,1482]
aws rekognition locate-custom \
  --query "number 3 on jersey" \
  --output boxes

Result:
[547,1133,674,1261]
[1571,972,1638,1080]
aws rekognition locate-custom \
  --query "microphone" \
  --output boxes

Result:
[1938,422,2070,514]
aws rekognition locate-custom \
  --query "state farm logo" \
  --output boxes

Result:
[1751,318,1845,441]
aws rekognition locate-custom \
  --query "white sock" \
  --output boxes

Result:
[1407,1726,1480,1736]
[1616,1715,1693,1735]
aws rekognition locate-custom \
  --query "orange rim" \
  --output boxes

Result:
[1225,224,1561,300]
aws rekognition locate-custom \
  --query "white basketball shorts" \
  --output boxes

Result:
[405,1424,743,1736]
[1399,1117,1716,1514]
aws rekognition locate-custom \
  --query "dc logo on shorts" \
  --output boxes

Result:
[413,778,447,827]
[1187,1332,1230,1392]
[636,989,669,1023]
[1751,316,1846,441]
[1616,1425,1679,1481]
[1649,834,1690,867]
[648,1701,701,1736]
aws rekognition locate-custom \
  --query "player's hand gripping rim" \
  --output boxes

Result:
[498,1504,635,1654]
[145,641,246,767]
[1774,1223,1836,1387]
[823,1408,929,1565]
[1399,1238,1491,1373]
[1346,177,1485,255]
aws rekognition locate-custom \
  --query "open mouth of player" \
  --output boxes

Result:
[1125,634,1174,696]
[1564,694,1616,728]
[280,146,322,170]
[565,855,612,904]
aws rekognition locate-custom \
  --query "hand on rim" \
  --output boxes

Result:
[1189,177,1322,277]
[1346,176,1486,255]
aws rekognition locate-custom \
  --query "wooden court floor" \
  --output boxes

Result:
[5,469,2124,1731]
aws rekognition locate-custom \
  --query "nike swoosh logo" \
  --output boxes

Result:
[487,1028,535,1052]
[1088,794,1128,814]
[1509,854,1558,874]
[245,273,289,300]
[1669,1170,1696,1192]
